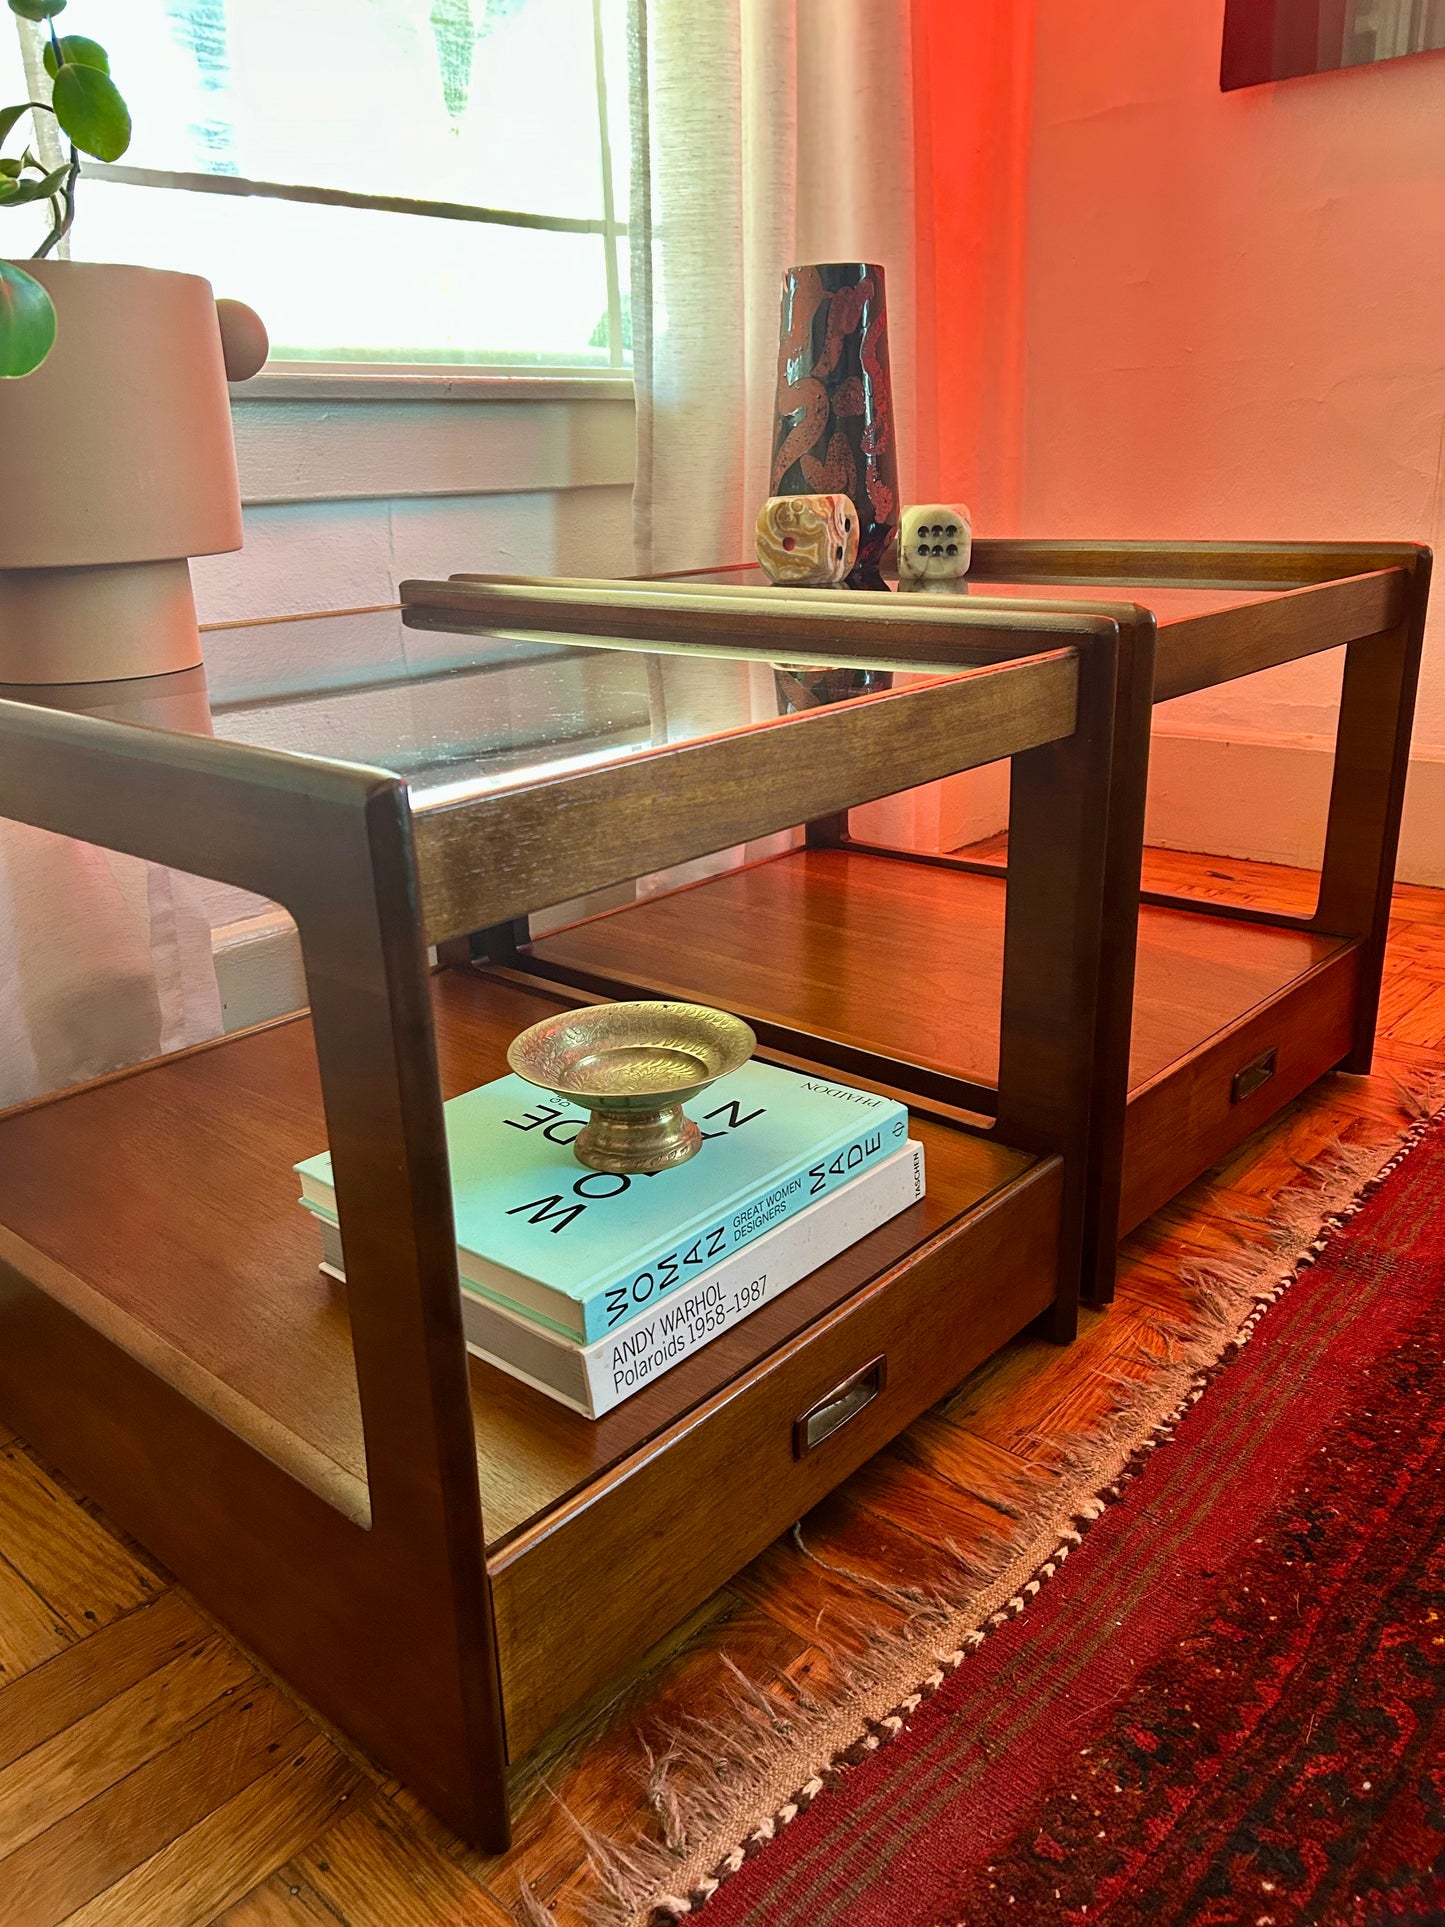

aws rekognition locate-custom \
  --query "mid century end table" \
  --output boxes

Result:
[0,611,1119,1848]
[406,539,1430,1300]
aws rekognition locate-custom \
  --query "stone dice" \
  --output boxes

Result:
[755,493,859,587]
[898,503,972,592]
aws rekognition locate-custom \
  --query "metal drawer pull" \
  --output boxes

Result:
[794,1356,887,1457]
[1231,1047,1278,1104]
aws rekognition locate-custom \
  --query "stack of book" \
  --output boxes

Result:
[296,1058,924,1418]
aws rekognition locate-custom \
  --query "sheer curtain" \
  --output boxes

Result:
[0,823,224,1110]
[629,0,921,577]
[626,0,922,884]
[628,0,920,882]
[0,678,224,1112]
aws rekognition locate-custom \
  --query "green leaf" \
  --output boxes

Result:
[7,0,67,19]
[50,61,129,161]
[0,162,68,204]
[43,34,108,79]
[0,103,28,146]
[0,157,21,178]
[0,261,56,377]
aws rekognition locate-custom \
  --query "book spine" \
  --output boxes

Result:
[579,1105,909,1341]
[470,1142,925,1417]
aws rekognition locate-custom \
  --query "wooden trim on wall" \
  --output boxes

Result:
[233,393,637,507]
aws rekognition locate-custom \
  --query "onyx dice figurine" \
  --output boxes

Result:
[755,493,859,587]
[898,504,972,592]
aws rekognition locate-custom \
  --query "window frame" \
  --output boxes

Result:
[20,0,633,389]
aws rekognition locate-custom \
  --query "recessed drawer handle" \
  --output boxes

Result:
[794,1356,887,1458]
[1232,1047,1278,1104]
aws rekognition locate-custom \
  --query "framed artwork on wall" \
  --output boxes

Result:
[1222,0,1445,88]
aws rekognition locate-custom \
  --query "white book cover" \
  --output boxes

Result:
[319,1140,925,1418]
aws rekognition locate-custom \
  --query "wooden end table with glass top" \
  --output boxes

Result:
[404,539,1430,1303]
[0,601,1122,1849]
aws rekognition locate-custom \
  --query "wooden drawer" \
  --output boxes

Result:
[1120,943,1362,1235]
[488,1153,1063,1756]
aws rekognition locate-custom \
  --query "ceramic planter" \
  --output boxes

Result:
[0,261,244,685]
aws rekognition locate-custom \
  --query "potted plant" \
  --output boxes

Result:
[0,0,131,376]
[0,0,266,685]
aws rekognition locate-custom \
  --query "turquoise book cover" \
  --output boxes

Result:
[296,1060,909,1340]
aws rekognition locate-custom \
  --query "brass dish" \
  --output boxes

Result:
[507,1001,757,1174]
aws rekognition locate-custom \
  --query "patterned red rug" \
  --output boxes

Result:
[679,1121,1445,1927]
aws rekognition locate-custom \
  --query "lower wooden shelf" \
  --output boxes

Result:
[524,846,1365,1237]
[0,966,1058,1750]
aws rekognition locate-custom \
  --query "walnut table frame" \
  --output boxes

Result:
[405,538,1430,1304]
[0,625,1118,1850]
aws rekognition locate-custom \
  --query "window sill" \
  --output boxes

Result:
[233,365,635,404]
[226,366,637,504]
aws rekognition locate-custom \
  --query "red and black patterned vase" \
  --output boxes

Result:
[769,262,898,589]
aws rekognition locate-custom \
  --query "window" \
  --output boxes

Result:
[3,0,630,372]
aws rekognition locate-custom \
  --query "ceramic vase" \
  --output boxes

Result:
[769,262,898,589]
[773,665,893,715]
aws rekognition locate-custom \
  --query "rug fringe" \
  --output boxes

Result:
[513,1881,564,1927]
[516,1077,1444,1927]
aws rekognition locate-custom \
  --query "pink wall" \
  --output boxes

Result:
[912,0,1035,523]
[1017,0,1445,755]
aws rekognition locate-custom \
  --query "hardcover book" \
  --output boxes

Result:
[296,1060,910,1342]
[316,1141,926,1418]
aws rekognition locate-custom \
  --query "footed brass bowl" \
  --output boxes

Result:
[507,1000,757,1174]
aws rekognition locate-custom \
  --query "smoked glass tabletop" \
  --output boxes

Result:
[661,563,1272,623]
[184,573,1275,808]
[194,605,923,808]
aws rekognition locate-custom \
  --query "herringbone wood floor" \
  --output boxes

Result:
[2,849,1442,1927]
